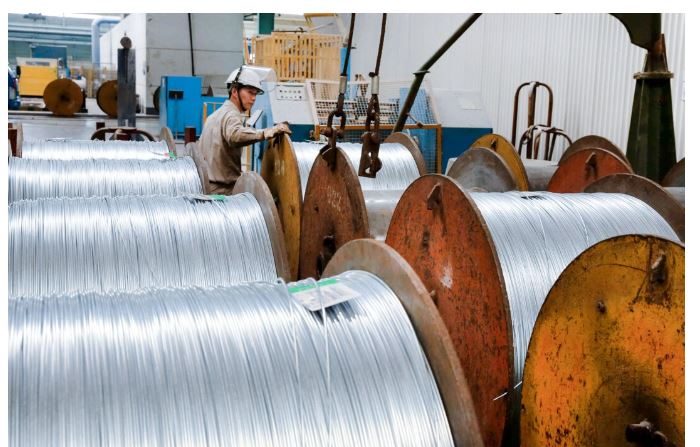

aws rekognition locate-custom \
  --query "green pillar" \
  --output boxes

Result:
[258,13,274,35]
[612,13,677,182]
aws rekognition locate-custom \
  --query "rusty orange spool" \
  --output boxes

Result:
[547,147,633,192]
[231,171,291,281]
[295,134,426,280]
[559,134,631,166]
[43,78,83,117]
[585,173,684,242]
[324,239,485,447]
[385,174,513,446]
[96,80,119,118]
[470,133,529,190]
[661,157,685,187]
[521,235,684,446]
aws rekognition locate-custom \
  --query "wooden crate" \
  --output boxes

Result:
[251,32,342,82]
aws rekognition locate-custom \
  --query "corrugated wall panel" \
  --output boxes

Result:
[350,13,684,158]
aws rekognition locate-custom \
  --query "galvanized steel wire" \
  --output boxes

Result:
[21,139,171,160]
[9,193,277,297]
[9,157,202,203]
[470,192,679,391]
[292,142,420,198]
[10,270,455,446]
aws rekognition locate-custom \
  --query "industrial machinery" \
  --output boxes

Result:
[15,57,59,98]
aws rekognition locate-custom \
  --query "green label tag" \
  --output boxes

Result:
[209,194,227,201]
[288,278,360,312]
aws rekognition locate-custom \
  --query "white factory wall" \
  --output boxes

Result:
[100,13,244,110]
[348,13,685,159]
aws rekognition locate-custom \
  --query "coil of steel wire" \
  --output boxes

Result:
[9,157,202,202]
[292,141,420,198]
[21,139,171,160]
[9,270,455,446]
[9,193,278,297]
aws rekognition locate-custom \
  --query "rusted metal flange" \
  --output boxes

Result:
[547,148,633,192]
[521,235,684,447]
[261,135,305,279]
[585,173,684,242]
[560,134,631,167]
[96,80,119,118]
[8,122,23,157]
[299,148,369,279]
[522,159,558,191]
[471,133,529,191]
[385,132,428,175]
[43,78,83,117]
[661,157,684,187]
[159,127,177,153]
[385,174,514,447]
[447,147,517,192]
[324,239,485,447]
[232,171,291,281]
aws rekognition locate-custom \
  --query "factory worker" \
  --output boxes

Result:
[200,65,291,194]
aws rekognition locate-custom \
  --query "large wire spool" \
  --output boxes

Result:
[585,173,685,241]
[96,79,119,118]
[547,147,633,192]
[9,191,288,298]
[521,235,684,446]
[21,139,171,160]
[10,262,470,446]
[9,157,203,203]
[232,171,290,280]
[43,78,83,117]
[446,147,516,192]
[447,147,559,192]
[324,239,484,447]
[470,133,529,190]
[384,174,679,446]
[263,133,425,279]
[559,134,631,167]
[298,138,424,279]
[661,157,685,187]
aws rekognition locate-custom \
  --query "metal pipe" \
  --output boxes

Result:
[393,13,482,132]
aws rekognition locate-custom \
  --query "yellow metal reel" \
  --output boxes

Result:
[260,135,304,279]
[521,235,684,446]
[471,134,529,191]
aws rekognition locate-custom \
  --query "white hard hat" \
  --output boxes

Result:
[226,65,264,95]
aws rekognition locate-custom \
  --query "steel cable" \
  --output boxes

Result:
[21,139,171,160]
[292,142,420,198]
[9,157,202,203]
[9,193,277,297]
[469,192,679,394]
[10,270,455,446]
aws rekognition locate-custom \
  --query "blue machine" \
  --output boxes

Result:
[8,66,21,110]
[159,76,204,138]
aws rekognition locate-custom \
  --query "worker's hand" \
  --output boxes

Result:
[263,122,292,139]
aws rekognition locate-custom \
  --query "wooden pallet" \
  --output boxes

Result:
[250,32,342,82]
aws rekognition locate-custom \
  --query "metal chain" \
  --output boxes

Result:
[359,14,388,178]
[320,13,356,169]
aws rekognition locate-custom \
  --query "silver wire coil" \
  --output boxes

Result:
[469,192,679,392]
[9,193,278,297]
[21,139,171,160]
[10,270,455,446]
[292,142,421,198]
[9,157,203,203]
